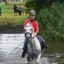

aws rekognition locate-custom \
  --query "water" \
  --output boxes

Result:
[0,34,64,64]
[0,34,24,52]
[0,34,26,64]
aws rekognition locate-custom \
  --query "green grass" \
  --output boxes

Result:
[1,3,25,16]
[2,4,14,16]
[0,4,28,26]
[0,15,28,26]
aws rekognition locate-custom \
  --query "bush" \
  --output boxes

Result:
[37,2,64,39]
[24,0,35,13]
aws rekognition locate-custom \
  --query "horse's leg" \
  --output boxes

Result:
[36,53,41,63]
[27,56,30,62]
[26,57,30,64]
[27,55,32,64]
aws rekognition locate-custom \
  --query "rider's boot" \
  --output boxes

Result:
[21,50,27,58]
[37,36,48,51]
[21,39,28,58]
[43,42,48,48]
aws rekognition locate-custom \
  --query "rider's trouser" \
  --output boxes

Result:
[37,36,48,49]
[23,39,28,52]
[22,39,28,57]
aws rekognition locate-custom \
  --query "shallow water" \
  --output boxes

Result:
[0,34,64,64]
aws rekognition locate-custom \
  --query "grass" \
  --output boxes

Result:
[2,4,14,16]
[1,3,25,16]
[0,3,28,26]
[0,15,28,26]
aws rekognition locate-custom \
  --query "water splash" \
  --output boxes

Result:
[39,57,50,64]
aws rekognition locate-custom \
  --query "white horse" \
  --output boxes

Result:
[24,23,42,64]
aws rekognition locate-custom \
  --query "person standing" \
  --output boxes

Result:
[13,4,17,16]
[0,2,2,16]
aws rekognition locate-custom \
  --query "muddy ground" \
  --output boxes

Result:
[0,25,24,34]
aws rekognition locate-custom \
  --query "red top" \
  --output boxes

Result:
[24,19,39,35]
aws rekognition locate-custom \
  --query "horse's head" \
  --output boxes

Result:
[24,23,34,39]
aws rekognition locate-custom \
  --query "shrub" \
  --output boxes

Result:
[37,2,64,39]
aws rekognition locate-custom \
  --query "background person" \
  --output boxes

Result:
[0,2,2,16]
[13,4,17,16]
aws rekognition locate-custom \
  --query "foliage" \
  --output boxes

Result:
[37,2,64,39]
[24,0,64,13]
[24,0,35,13]
[2,4,13,15]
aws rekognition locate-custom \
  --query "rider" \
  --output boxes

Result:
[21,10,48,58]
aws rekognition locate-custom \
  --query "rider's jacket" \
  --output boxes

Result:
[24,19,39,35]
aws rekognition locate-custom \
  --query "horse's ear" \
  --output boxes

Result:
[26,23,32,27]
[26,23,30,26]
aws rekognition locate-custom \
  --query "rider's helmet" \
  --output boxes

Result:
[29,10,36,16]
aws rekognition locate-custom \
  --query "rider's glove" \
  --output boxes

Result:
[34,33,37,36]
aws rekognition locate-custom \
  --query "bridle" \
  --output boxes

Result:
[24,23,35,38]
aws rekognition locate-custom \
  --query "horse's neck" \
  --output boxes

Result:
[28,37,40,48]
[28,37,41,55]
[28,37,35,46]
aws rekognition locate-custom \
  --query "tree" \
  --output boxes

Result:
[25,0,64,13]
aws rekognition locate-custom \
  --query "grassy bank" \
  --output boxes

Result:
[0,3,28,26]
[0,15,28,33]
[0,15,28,26]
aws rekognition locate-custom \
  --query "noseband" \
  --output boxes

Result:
[25,32,35,39]
[25,32,31,38]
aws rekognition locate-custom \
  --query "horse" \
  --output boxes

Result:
[24,23,42,64]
